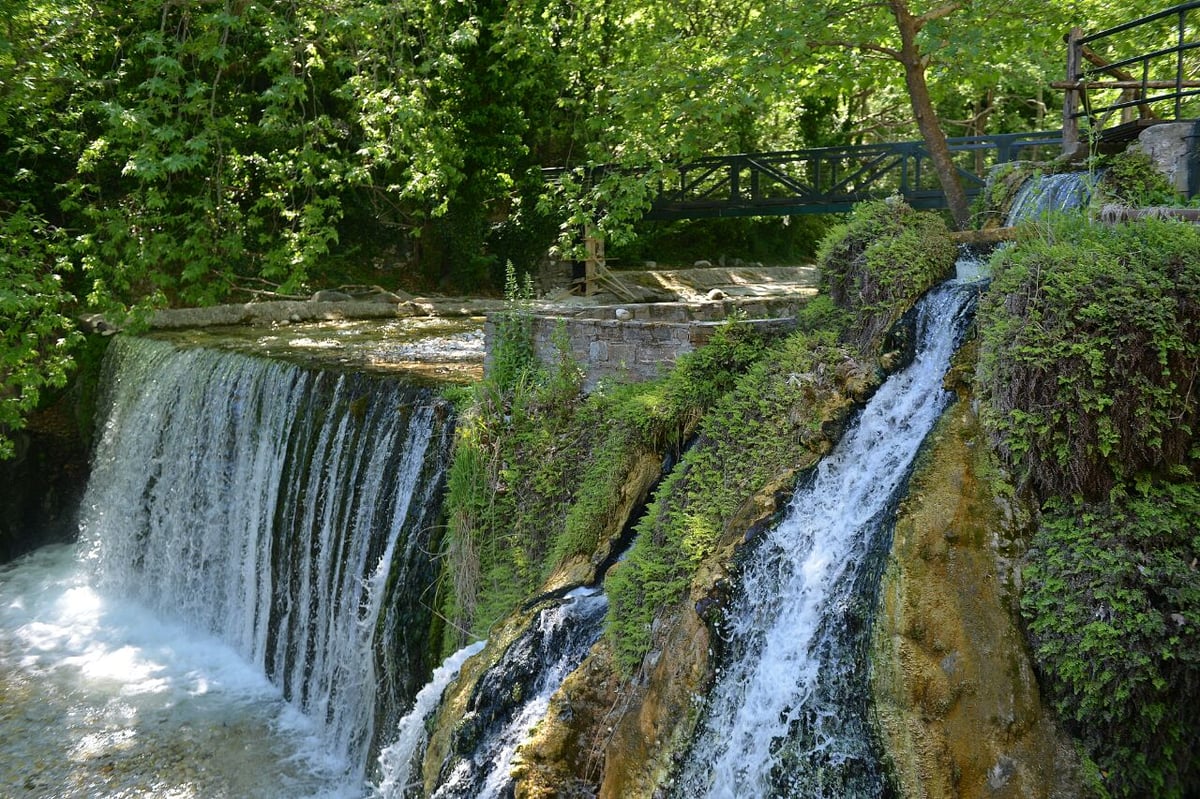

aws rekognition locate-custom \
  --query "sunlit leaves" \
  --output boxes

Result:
[0,207,82,458]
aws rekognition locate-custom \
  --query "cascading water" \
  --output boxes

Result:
[1,335,453,796]
[672,279,980,798]
[428,588,608,799]
[375,641,488,799]
[1005,171,1094,225]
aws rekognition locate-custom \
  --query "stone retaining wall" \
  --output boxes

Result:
[485,297,805,391]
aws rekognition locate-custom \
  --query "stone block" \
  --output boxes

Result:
[1135,122,1193,193]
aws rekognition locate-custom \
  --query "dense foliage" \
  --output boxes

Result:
[977,215,1200,797]
[605,323,872,670]
[1097,149,1181,207]
[977,216,1200,499]
[1023,488,1200,798]
[0,0,1146,452]
[0,207,82,458]
[816,198,957,351]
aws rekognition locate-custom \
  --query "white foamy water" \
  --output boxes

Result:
[2,335,454,798]
[1005,171,1094,226]
[674,280,979,798]
[374,641,487,799]
[0,544,359,799]
[431,590,608,799]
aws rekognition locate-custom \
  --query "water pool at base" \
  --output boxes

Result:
[0,544,363,799]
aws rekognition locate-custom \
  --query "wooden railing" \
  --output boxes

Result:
[1061,2,1200,156]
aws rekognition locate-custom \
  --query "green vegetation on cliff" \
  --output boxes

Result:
[605,326,871,670]
[439,292,778,648]
[0,208,83,459]
[1023,487,1200,798]
[977,216,1200,499]
[816,199,957,351]
[977,215,1200,798]
[605,201,952,671]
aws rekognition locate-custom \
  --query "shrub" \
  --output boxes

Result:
[976,216,1200,498]
[1022,485,1200,798]
[605,328,869,670]
[815,199,956,352]
[1097,149,1179,207]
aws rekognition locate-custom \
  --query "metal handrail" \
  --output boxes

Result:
[543,131,1062,220]
[1080,1,1200,45]
[1067,2,1200,133]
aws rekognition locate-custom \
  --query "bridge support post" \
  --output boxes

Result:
[571,223,605,296]
[1063,27,1085,159]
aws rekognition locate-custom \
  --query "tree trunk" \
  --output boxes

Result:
[888,1,972,230]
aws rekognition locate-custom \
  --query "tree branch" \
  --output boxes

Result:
[808,39,901,60]
[916,1,966,28]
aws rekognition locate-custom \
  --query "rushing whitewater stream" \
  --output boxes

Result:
[429,589,608,799]
[1,336,454,798]
[673,279,980,798]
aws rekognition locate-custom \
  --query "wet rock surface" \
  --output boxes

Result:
[871,399,1091,799]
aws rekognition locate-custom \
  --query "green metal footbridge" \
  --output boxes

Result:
[547,2,1200,222]
[637,132,1062,220]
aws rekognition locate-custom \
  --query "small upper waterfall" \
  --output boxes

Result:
[1005,171,1094,225]
[672,280,979,798]
[375,640,488,799]
[78,336,454,787]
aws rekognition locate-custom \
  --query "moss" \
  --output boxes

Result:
[437,314,777,653]
[1096,149,1179,207]
[976,215,1200,499]
[815,198,957,352]
[975,214,1200,798]
[1021,485,1200,798]
[605,328,874,670]
[974,161,1040,228]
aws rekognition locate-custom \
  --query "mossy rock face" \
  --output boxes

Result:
[422,606,540,795]
[816,199,957,353]
[976,216,1200,499]
[604,332,879,673]
[871,397,1095,799]
[510,609,712,799]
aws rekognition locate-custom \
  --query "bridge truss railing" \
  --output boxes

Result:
[638,131,1062,219]
[1062,2,1200,154]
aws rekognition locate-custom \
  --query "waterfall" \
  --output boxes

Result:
[1005,171,1094,225]
[429,589,609,799]
[78,336,453,786]
[375,640,487,799]
[672,280,980,798]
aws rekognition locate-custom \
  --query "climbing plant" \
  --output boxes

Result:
[816,198,956,352]
[0,207,83,458]
[976,213,1200,797]
[1022,487,1200,798]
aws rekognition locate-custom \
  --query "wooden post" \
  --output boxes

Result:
[1063,27,1084,159]
[583,223,604,297]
